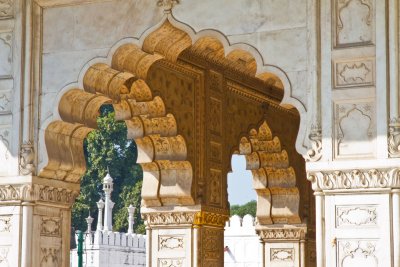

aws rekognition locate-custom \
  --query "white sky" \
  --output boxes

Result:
[227,155,256,205]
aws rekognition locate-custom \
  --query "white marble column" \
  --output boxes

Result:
[21,202,34,267]
[393,189,400,267]
[103,172,114,232]
[315,192,324,267]
[127,205,136,234]
[96,199,104,231]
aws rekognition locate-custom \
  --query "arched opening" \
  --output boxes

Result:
[38,16,314,267]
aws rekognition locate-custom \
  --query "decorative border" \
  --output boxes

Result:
[308,168,400,191]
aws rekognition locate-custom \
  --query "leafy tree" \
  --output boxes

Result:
[230,200,257,217]
[72,105,145,234]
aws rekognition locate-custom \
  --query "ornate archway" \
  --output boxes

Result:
[37,15,313,267]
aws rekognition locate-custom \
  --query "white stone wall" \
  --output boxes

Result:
[70,231,146,267]
[224,215,262,267]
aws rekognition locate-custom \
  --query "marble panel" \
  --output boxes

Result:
[43,0,163,53]
[174,0,307,35]
[0,31,12,78]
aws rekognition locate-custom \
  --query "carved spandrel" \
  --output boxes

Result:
[334,0,375,47]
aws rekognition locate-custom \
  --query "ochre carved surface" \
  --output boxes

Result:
[238,121,302,225]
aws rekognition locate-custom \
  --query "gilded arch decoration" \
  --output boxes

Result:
[38,15,313,267]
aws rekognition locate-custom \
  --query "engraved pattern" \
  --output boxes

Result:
[307,168,400,191]
[159,236,184,250]
[0,91,11,114]
[335,101,375,158]
[0,0,13,19]
[258,227,307,240]
[41,217,61,237]
[335,0,374,47]
[0,246,9,267]
[20,141,35,175]
[270,248,295,262]
[209,97,222,135]
[336,206,377,227]
[305,124,322,162]
[158,258,183,267]
[40,248,60,267]
[0,32,12,77]
[335,59,374,88]
[338,240,378,267]
[209,169,222,205]
[0,215,11,233]
[388,117,400,157]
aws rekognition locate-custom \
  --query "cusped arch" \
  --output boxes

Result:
[40,63,194,207]
[39,17,305,213]
[237,121,302,225]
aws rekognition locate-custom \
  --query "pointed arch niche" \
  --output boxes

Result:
[39,14,314,267]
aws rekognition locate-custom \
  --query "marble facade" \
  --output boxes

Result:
[0,0,398,267]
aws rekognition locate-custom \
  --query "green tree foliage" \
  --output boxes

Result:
[71,105,145,234]
[230,200,257,217]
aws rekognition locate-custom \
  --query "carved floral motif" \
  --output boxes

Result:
[388,117,400,158]
[305,124,322,162]
[41,217,61,237]
[0,216,11,233]
[0,246,9,266]
[334,59,374,88]
[338,240,378,267]
[270,248,294,262]
[159,236,184,250]
[336,206,377,227]
[0,184,79,204]
[143,212,197,225]
[307,168,400,191]
[20,141,35,175]
[0,0,13,18]
[40,248,60,267]
[159,258,183,267]
[258,227,307,240]
[157,0,180,12]
[0,32,12,77]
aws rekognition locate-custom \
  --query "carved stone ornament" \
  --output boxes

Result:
[336,206,377,227]
[388,118,400,157]
[305,124,322,162]
[0,184,79,204]
[159,236,184,250]
[41,217,61,237]
[0,246,10,266]
[258,227,307,240]
[0,215,11,232]
[157,0,180,12]
[0,0,13,19]
[142,212,197,225]
[19,141,35,175]
[307,168,400,191]
[271,248,295,262]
